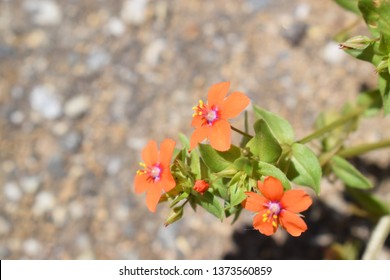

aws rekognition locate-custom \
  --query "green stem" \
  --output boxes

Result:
[362,215,390,260]
[297,109,362,144]
[231,125,253,138]
[337,139,390,158]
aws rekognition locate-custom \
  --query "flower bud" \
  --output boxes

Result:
[339,36,373,50]
[164,206,183,227]
[193,180,209,195]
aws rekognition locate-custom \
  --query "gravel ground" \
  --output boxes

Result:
[0,0,389,259]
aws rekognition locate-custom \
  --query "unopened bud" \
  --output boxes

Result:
[375,58,389,73]
[193,180,210,195]
[339,36,373,50]
[164,206,183,227]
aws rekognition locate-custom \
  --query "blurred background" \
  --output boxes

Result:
[0,0,389,259]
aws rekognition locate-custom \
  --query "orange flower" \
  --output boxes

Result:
[134,139,176,212]
[243,176,312,237]
[190,82,250,151]
[193,180,209,195]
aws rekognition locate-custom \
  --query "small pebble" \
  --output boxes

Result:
[24,0,63,26]
[20,176,41,194]
[64,95,91,118]
[23,238,43,257]
[121,0,149,25]
[33,191,56,216]
[30,85,62,120]
[4,182,22,202]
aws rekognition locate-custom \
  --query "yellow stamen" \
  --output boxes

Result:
[139,162,146,168]
[272,221,277,228]
[262,217,268,222]
[273,215,278,220]
[136,170,146,175]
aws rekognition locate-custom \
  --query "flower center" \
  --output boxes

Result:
[205,109,217,122]
[262,201,282,228]
[268,202,281,215]
[136,163,162,182]
[150,166,161,178]
[192,100,219,126]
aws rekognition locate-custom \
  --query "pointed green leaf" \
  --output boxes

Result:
[179,133,190,150]
[335,0,360,14]
[246,119,282,163]
[196,192,224,220]
[229,182,247,207]
[257,161,291,190]
[198,144,241,173]
[170,192,190,207]
[346,187,390,217]
[253,105,295,145]
[190,149,201,179]
[285,143,322,193]
[331,156,373,189]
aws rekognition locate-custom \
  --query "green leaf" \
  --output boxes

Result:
[335,0,360,14]
[170,192,189,207]
[229,182,247,207]
[330,156,373,189]
[198,143,241,173]
[189,149,201,179]
[285,143,322,194]
[233,158,254,177]
[257,161,291,190]
[358,0,390,38]
[179,133,190,150]
[246,119,282,163]
[196,192,225,220]
[253,105,295,145]
[379,70,390,114]
[346,187,390,217]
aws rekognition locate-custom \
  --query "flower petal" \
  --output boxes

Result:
[207,82,230,107]
[191,115,203,128]
[142,140,158,166]
[209,120,231,151]
[258,176,284,202]
[190,126,209,150]
[242,192,268,213]
[134,174,153,194]
[220,91,250,119]
[279,210,308,237]
[162,170,176,192]
[253,211,277,236]
[159,139,175,166]
[146,185,162,212]
[281,189,312,213]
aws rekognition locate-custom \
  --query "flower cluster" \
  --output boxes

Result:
[134,82,313,237]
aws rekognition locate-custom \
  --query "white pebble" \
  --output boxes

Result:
[106,17,126,37]
[323,42,346,64]
[33,191,56,215]
[30,85,62,120]
[23,238,43,257]
[64,95,91,118]
[24,0,63,26]
[4,182,22,202]
[121,0,149,25]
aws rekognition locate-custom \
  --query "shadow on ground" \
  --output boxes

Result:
[223,159,390,260]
